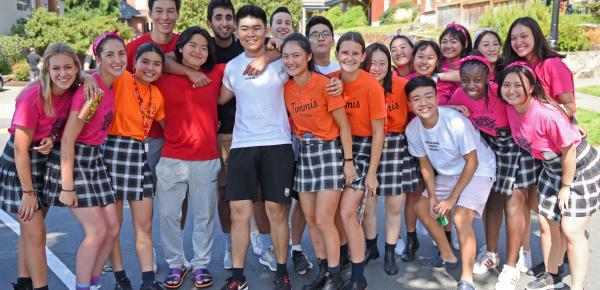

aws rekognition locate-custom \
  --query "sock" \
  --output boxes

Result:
[407,231,417,240]
[350,262,366,283]
[90,275,100,286]
[445,231,452,245]
[366,236,377,248]
[276,263,288,276]
[291,244,302,252]
[260,234,272,248]
[232,268,244,281]
[385,242,396,249]
[34,287,49,290]
[141,271,155,286]
[340,244,349,260]
[328,266,340,274]
[76,283,90,290]
[17,277,32,286]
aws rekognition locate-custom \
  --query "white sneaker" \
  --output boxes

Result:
[250,231,263,256]
[259,245,277,272]
[495,264,520,290]
[516,247,532,273]
[473,246,499,274]
[395,238,406,256]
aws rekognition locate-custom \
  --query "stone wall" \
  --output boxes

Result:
[563,51,600,79]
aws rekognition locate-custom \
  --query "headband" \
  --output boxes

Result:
[93,30,123,57]
[391,34,415,47]
[458,55,491,71]
[505,61,537,82]
[446,22,468,41]
[473,28,495,43]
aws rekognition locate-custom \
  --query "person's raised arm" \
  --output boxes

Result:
[163,52,212,87]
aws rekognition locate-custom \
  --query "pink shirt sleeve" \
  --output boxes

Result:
[11,86,41,131]
[536,57,574,101]
[70,86,86,112]
[543,109,582,151]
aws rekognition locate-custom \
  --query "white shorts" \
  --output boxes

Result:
[423,175,493,218]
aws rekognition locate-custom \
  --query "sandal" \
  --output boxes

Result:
[164,265,189,289]
[193,268,214,288]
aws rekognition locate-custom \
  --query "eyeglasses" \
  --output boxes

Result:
[309,31,332,39]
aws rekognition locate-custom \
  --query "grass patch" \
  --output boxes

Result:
[576,85,600,97]
[577,109,600,145]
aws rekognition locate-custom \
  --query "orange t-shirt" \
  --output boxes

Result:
[108,70,165,141]
[330,70,386,137]
[386,76,410,133]
[284,72,346,140]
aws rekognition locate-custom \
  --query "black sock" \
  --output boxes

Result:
[33,287,48,290]
[445,230,452,245]
[366,236,377,248]
[340,244,349,260]
[328,266,340,274]
[141,271,155,286]
[114,270,127,281]
[319,258,328,267]
[385,242,395,249]
[276,263,288,276]
[407,231,417,240]
[350,262,365,283]
[232,268,244,281]
[17,277,32,286]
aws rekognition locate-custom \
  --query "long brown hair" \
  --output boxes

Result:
[39,42,81,117]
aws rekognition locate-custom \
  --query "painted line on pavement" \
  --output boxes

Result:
[0,209,76,289]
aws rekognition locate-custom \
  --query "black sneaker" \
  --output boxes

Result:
[400,236,420,262]
[525,272,564,290]
[322,272,344,290]
[274,274,292,290]
[12,281,32,290]
[139,281,163,290]
[303,259,328,290]
[221,278,248,290]
[115,276,133,290]
[526,262,565,277]
[343,281,368,290]
[292,250,313,275]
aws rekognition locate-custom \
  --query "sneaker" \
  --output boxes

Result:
[517,247,532,273]
[525,272,564,290]
[292,250,313,275]
[274,274,292,290]
[102,263,114,274]
[394,238,406,256]
[259,246,277,272]
[250,231,263,256]
[114,276,133,290]
[419,255,458,270]
[12,280,33,290]
[456,280,476,290]
[139,281,163,290]
[473,246,499,274]
[224,239,233,270]
[495,265,520,290]
[221,278,248,290]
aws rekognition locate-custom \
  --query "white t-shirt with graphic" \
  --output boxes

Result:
[406,107,496,178]
[315,61,340,75]
[223,53,291,149]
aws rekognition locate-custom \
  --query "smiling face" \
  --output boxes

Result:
[390,38,413,67]
[208,7,235,41]
[237,16,267,56]
[48,54,78,92]
[510,24,535,61]
[271,12,293,41]
[336,40,365,75]
[179,34,209,69]
[308,24,334,58]
[134,51,163,85]
[150,0,179,35]
[440,34,462,61]
[413,45,437,77]
[282,41,310,78]
[460,64,488,100]
[408,85,438,120]
[97,39,126,78]
[477,33,501,64]
[368,49,388,83]
[501,72,533,108]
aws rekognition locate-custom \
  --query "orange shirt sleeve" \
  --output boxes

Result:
[322,79,346,112]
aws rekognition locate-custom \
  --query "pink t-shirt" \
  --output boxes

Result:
[404,73,459,105]
[506,98,582,160]
[70,73,115,145]
[9,83,73,142]
[447,82,508,136]
[530,57,574,104]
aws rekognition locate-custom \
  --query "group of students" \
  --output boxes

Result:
[1,1,600,290]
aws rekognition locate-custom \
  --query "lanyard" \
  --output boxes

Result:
[131,74,153,137]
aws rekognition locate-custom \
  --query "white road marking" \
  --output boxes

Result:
[0,209,76,289]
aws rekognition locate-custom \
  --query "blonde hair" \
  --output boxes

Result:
[38,42,81,117]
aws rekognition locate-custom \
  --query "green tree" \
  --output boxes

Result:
[64,0,121,17]
[0,35,27,64]
[322,5,368,29]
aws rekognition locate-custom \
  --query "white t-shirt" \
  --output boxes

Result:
[406,107,496,178]
[223,54,291,148]
[315,61,340,75]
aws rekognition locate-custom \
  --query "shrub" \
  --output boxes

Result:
[324,5,368,29]
[0,59,11,75]
[380,1,418,25]
[479,0,591,51]
[0,35,27,65]
[590,1,600,19]
[12,60,29,81]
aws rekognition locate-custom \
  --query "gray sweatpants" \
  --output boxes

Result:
[156,157,220,269]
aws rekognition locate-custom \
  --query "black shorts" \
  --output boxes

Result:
[226,144,295,204]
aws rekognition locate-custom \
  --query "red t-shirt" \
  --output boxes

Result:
[155,64,225,161]
[126,32,179,138]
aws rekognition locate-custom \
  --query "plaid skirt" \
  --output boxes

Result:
[538,140,600,222]
[293,135,344,193]
[377,132,422,196]
[482,132,541,196]
[349,136,372,191]
[0,136,48,213]
[45,142,116,208]
[102,135,154,201]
